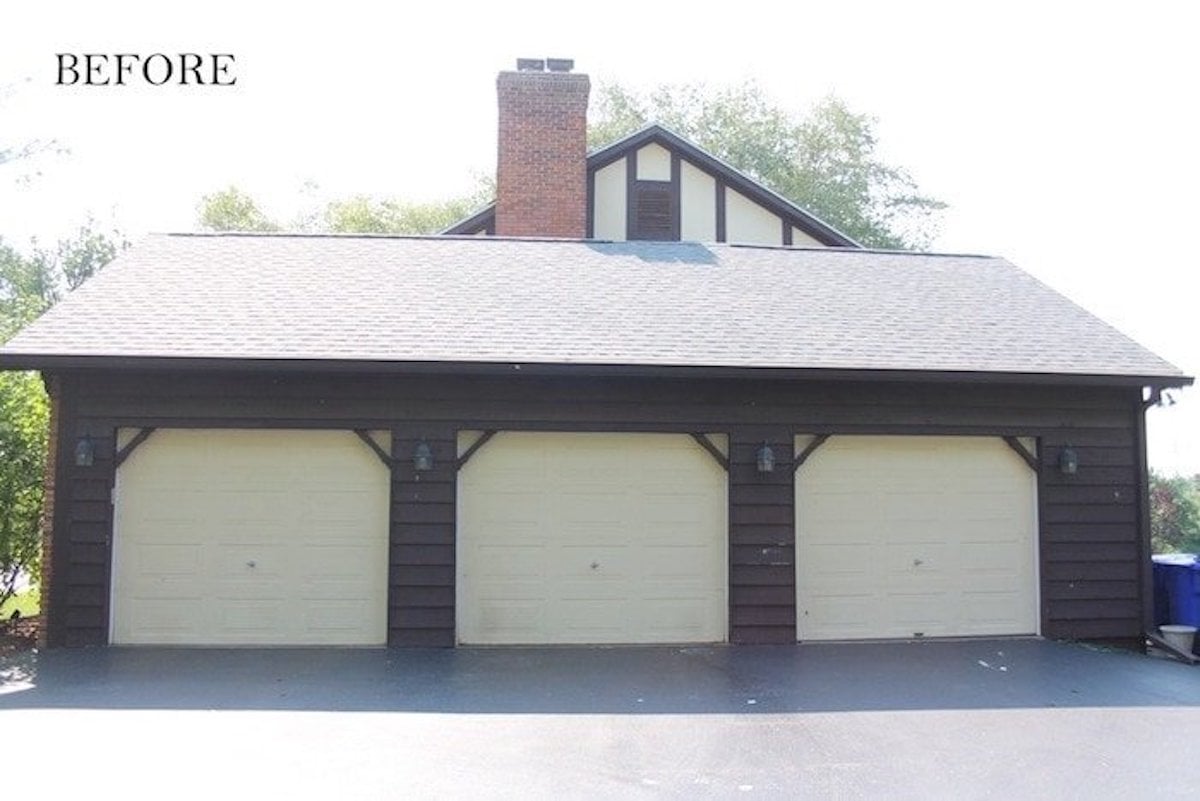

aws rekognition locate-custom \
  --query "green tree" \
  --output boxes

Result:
[55,223,125,291]
[198,186,280,232]
[0,226,125,608]
[324,181,493,235]
[0,369,48,611]
[1150,471,1200,554]
[197,180,493,236]
[589,82,946,249]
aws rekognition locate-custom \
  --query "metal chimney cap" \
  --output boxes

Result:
[545,58,574,73]
[516,58,546,72]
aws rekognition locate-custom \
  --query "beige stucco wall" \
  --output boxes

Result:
[679,161,716,242]
[592,160,627,240]
[726,189,783,245]
[591,147,834,246]
[636,143,672,181]
[791,226,824,247]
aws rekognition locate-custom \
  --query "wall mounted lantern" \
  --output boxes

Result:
[74,436,95,467]
[1058,446,1078,476]
[756,443,775,474]
[413,441,434,472]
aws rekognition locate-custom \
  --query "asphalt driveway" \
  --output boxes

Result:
[2,639,1198,799]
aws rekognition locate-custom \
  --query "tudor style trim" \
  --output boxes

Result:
[625,151,636,240]
[444,124,860,246]
[1003,435,1040,472]
[792,434,830,475]
[670,151,682,241]
[113,427,156,468]
[715,181,727,243]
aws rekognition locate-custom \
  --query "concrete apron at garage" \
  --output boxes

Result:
[3,638,1196,713]
[3,639,1199,801]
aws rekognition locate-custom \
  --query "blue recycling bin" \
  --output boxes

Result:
[1152,554,1200,628]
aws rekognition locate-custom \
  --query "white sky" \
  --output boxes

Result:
[2,0,1197,474]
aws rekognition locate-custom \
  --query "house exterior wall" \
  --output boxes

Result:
[635,143,672,181]
[726,188,784,245]
[43,368,1149,648]
[591,160,627,241]
[792,226,824,247]
[588,146,831,248]
[680,162,717,242]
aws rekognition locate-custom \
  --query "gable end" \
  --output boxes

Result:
[444,125,859,247]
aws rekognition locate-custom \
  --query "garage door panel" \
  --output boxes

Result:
[558,582,629,602]
[212,574,288,599]
[475,543,546,574]
[300,544,378,576]
[113,429,389,646]
[884,542,951,570]
[474,579,549,599]
[479,601,546,635]
[800,542,874,573]
[308,490,382,521]
[459,432,727,644]
[641,600,719,634]
[126,576,206,602]
[958,539,1028,565]
[124,600,203,637]
[304,601,379,631]
[963,589,1027,617]
[218,601,287,634]
[797,436,1037,641]
[889,593,950,624]
[132,541,203,574]
[802,597,877,638]
[642,546,716,578]
[209,490,289,520]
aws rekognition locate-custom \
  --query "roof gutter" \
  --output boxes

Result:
[0,353,1192,389]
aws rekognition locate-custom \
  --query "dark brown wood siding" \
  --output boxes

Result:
[390,425,456,647]
[729,429,796,643]
[46,369,1148,647]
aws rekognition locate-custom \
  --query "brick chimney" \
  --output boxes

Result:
[495,58,590,238]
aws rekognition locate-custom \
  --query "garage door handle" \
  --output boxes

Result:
[247,560,256,569]
[590,561,600,570]
[913,558,923,567]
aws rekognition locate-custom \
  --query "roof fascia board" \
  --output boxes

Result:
[440,204,495,235]
[2,354,1190,389]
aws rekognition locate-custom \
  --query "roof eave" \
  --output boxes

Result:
[1,353,1191,389]
[440,203,495,235]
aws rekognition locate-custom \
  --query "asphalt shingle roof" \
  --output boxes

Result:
[0,233,1185,382]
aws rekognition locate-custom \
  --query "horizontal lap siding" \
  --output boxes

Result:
[1040,424,1143,640]
[390,428,456,646]
[50,370,1146,647]
[729,432,795,643]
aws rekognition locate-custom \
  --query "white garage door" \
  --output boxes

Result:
[796,436,1037,640]
[111,429,390,646]
[458,432,727,644]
